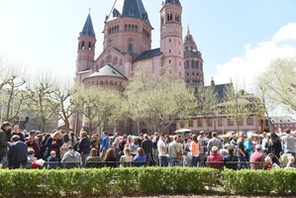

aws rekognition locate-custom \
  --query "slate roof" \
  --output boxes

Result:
[86,64,128,79]
[134,48,162,61]
[106,0,151,27]
[80,14,96,38]
[162,0,181,6]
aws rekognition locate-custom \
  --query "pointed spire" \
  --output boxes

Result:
[80,13,96,38]
[187,26,190,35]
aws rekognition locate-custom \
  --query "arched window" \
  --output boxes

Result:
[195,61,199,69]
[135,25,138,32]
[185,60,189,69]
[124,24,127,31]
[191,60,195,68]
[81,41,85,49]
[88,42,92,50]
[131,24,134,32]
[128,24,131,32]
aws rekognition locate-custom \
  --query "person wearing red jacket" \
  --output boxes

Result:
[207,146,224,170]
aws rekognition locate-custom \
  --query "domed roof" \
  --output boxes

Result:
[85,64,128,80]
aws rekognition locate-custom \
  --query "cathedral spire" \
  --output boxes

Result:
[162,0,181,7]
[80,13,96,38]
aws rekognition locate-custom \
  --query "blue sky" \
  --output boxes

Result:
[0,0,295,85]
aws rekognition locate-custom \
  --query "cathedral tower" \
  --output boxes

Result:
[76,14,96,74]
[160,0,184,79]
[184,27,204,92]
[104,0,153,56]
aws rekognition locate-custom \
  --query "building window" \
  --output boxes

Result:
[207,120,213,127]
[238,119,244,126]
[198,120,203,127]
[218,119,223,127]
[180,121,185,128]
[247,118,254,125]
[185,60,189,69]
[169,60,171,64]
[187,73,189,76]
[196,61,199,69]
[142,28,150,39]
[169,39,171,42]
[189,120,193,127]
[169,49,171,53]
[228,119,234,126]
[192,72,195,75]
[191,60,195,68]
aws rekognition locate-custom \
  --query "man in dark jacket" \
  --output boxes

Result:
[78,131,90,168]
[0,129,8,163]
[1,122,12,142]
[141,134,153,166]
[12,125,25,142]
[7,135,28,169]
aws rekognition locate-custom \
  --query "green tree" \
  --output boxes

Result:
[195,85,219,132]
[50,81,76,134]
[222,85,264,131]
[260,58,296,113]
[125,65,197,134]
[26,74,57,133]
[73,84,126,137]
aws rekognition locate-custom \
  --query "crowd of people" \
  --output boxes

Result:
[0,120,296,170]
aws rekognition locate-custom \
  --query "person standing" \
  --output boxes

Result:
[1,122,12,142]
[7,135,28,169]
[268,132,282,159]
[190,135,200,167]
[78,131,90,168]
[12,125,25,142]
[168,135,183,167]
[101,132,109,160]
[141,135,153,166]
[282,130,296,159]
[237,133,247,170]
[112,132,121,161]
[157,134,168,167]
[0,129,8,164]
[198,131,208,167]
[261,132,269,156]
[152,132,160,166]
[244,134,255,161]
[207,132,222,155]
[45,131,63,160]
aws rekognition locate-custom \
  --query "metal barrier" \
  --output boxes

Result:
[24,161,147,169]
[205,161,267,170]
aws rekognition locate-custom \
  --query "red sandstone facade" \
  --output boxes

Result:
[73,0,204,135]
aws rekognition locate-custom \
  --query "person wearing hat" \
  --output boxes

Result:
[250,144,265,170]
[61,145,82,164]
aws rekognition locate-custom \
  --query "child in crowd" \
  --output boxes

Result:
[265,157,273,170]
[47,151,59,169]
[27,149,37,163]
[120,148,133,162]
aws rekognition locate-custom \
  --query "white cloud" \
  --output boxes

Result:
[214,23,296,90]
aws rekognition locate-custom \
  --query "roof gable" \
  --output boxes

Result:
[87,64,128,79]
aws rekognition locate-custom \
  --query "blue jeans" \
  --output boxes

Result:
[237,156,248,170]
[159,156,168,167]
[81,154,89,168]
[191,156,200,167]
[170,158,182,167]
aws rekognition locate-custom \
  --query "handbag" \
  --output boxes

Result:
[175,145,183,160]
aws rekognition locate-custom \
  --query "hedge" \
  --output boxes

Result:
[0,168,295,197]
[0,167,218,197]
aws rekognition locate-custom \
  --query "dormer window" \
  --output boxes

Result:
[129,7,134,16]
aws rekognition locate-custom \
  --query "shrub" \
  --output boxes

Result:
[1,167,296,197]
[0,167,219,197]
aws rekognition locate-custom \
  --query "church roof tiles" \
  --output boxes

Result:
[80,14,96,38]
